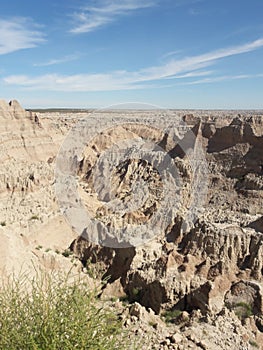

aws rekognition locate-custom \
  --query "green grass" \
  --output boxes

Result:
[62,249,73,258]
[249,340,259,348]
[162,309,182,323]
[225,301,253,322]
[0,271,125,350]
[83,258,105,280]
[119,295,129,304]
[232,302,253,320]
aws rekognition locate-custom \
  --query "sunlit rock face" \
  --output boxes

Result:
[1,100,263,348]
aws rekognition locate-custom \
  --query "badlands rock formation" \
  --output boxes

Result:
[0,100,263,349]
[0,100,78,278]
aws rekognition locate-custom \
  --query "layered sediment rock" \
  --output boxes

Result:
[1,100,263,348]
[0,100,76,277]
[71,110,263,348]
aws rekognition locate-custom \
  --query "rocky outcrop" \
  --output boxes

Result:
[69,111,263,349]
[225,280,263,315]
[0,100,75,277]
[248,216,263,233]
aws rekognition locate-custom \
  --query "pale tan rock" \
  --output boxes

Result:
[101,278,126,300]
[1,100,263,350]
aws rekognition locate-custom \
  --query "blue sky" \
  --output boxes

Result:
[0,0,263,109]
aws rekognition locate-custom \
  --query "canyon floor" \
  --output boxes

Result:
[0,99,263,349]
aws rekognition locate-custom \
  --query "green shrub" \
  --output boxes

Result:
[131,287,140,297]
[62,249,73,258]
[0,221,6,226]
[119,295,129,304]
[30,215,39,221]
[84,258,105,280]
[249,339,259,348]
[0,271,124,350]
[163,309,182,323]
[234,302,253,320]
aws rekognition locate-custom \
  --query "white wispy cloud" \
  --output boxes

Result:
[183,74,263,85]
[0,17,45,55]
[3,38,263,91]
[164,70,214,80]
[161,50,183,60]
[34,54,79,67]
[140,38,263,82]
[70,0,157,34]
[3,72,146,91]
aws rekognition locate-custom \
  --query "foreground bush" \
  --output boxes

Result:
[0,271,124,350]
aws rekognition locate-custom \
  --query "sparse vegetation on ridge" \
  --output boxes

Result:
[162,309,182,323]
[62,249,73,257]
[249,339,259,348]
[226,301,253,321]
[233,302,253,320]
